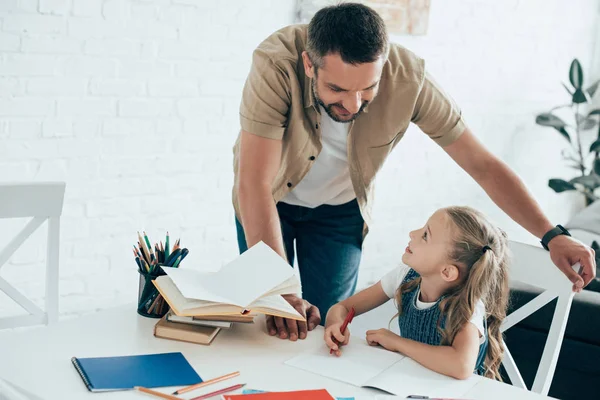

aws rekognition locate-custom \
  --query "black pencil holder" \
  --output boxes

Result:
[137,266,169,318]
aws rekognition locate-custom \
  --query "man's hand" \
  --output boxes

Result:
[265,294,321,341]
[549,235,596,292]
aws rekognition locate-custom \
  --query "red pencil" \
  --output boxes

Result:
[190,383,246,400]
[330,306,355,354]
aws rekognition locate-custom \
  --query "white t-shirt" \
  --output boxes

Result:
[380,265,486,345]
[282,106,356,208]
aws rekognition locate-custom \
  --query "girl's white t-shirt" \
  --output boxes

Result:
[379,265,486,345]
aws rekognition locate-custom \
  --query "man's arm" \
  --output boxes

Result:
[237,130,286,258]
[237,130,322,339]
[444,128,596,290]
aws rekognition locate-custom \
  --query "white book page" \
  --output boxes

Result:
[284,339,404,387]
[164,242,297,306]
[154,276,226,313]
[249,294,304,320]
[365,357,482,397]
[261,276,301,297]
[162,268,238,304]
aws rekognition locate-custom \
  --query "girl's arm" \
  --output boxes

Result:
[366,323,481,380]
[326,281,390,326]
[325,281,391,355]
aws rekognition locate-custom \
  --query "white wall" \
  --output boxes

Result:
[359,0,600,285]
[0,0,297,318]
[0,0,598,318]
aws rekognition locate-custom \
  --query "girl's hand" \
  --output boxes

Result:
[366,328,401,352]
[324,322,351,357]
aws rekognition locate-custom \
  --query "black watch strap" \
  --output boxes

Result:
[540,225,571,250]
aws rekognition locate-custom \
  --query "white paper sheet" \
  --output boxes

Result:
[365,357,482,397]
[285,340,481,397]
[164,242,300,305]
[284,339,405,387]
[249,294,304,319]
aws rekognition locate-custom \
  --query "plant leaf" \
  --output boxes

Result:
[572,88,588,104]
[536,113,567,128]
[587,80,600,98]
[549,178,576,193]
[595,159,600,175]
[589,109,600,117]
[554,127,571,142]
[570,175,600,190]
[590,140,600,153]
[582,117,599,130]
[569,59,584,90]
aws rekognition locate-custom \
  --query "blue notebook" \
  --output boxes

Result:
[71,352,201,392]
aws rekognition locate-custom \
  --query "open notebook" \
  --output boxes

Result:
[285,340,482,398]
[153,242,304,320]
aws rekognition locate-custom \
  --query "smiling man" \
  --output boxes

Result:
[232,3,596,341]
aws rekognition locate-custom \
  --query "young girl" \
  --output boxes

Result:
[324,206,510,381]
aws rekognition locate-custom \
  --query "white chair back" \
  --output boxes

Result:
[0,182,65,329]
[501,240,577,395]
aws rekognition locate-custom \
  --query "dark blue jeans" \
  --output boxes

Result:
[235,199,364,321]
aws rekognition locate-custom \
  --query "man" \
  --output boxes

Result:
[232,3,596,341]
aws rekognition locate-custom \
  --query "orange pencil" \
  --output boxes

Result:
[135,386,179,400]
[172,371,240,395]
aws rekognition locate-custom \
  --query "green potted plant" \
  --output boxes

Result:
[535,59,600,206]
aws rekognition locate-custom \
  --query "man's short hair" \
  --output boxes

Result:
[307,2,389,69]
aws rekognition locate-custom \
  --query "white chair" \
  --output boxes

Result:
[355,239,576,396]
[0,182,65,329]
[501,240,577,395]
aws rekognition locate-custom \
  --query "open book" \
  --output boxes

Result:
[285,339,482,397]
[153,242,305,321]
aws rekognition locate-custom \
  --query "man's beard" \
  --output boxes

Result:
[312,80,368,123]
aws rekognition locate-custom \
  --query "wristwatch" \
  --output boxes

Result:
[540,225,571,250]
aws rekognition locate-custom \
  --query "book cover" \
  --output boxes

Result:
[154,314,221,345]
[192,313,255,323]
[71,352,201,392]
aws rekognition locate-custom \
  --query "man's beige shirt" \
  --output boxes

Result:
[233,25,466,236]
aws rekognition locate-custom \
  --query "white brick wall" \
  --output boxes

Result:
[0,0,598,320]
[360,0,600,285]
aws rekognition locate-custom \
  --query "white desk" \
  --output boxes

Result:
[0,303,553,400]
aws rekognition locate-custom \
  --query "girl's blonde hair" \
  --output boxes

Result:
[394,206,510,380]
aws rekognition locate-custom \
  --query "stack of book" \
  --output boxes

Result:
[153,242,305,345]
[154,311,256,345]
